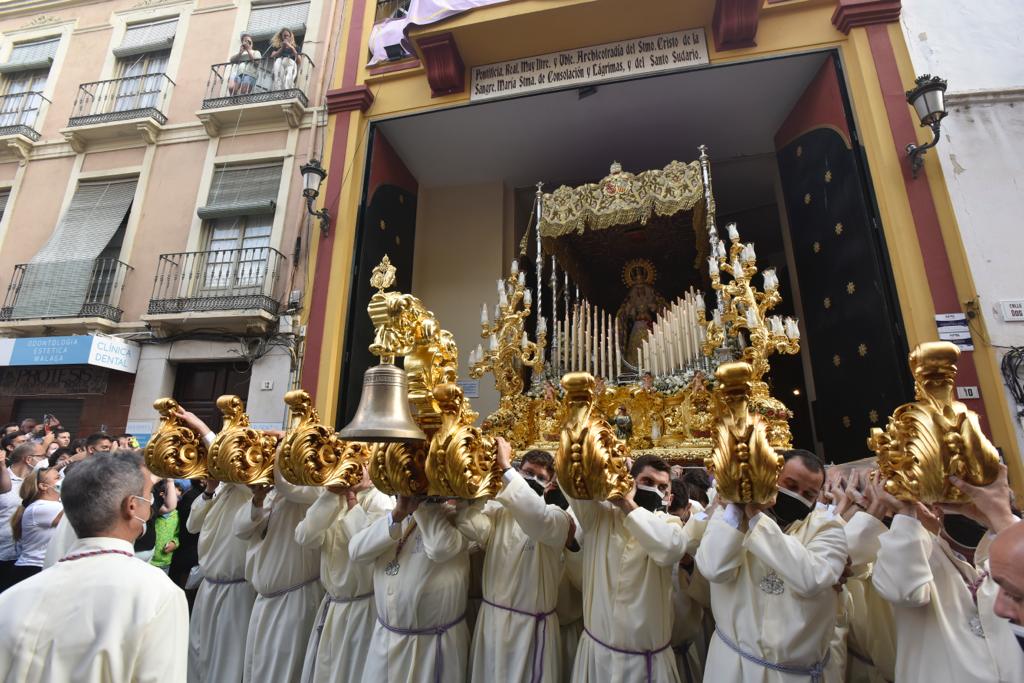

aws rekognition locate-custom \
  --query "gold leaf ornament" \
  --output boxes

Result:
[705,362,782,505]
[554,373,633,500]
[144,398,208,479]
[425,383,501,499]
[279,390,369,487]
[207,395,279,485]
[368,441,430,497]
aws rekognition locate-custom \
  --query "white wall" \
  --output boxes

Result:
[901,0,1024,450]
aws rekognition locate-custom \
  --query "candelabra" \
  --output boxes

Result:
[700,221,801,448]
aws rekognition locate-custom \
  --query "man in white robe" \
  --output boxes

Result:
[668,479,708,683]
[460,440,578,683]
[568,454,700,683]
[873,465,1024,683]
[349,494,471,683]
[234,459,323,683]
[296,468,393,683]
[0,450,188,682]
[695,449,846,682]
[188,479,255,683]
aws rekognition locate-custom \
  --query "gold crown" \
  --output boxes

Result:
[705,362,782,504]
[870,341,1000,503]
[278,390,370,487]
[144,398,208,480]
[207,395,279,486]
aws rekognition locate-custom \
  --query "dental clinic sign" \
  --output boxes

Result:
[471,28,709,101]
[0,334,140,373]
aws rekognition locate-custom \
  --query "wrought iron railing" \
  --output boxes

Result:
[0,258,133,322]
[202,54,315,110]
[147,247,285,316]
[0,91,49,140]
[68,73,174,127]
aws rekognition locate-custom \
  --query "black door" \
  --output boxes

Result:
[172,362,252,433]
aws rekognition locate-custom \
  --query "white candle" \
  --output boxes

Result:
[489,334,498,351]
[468,348,476,366]
[695,293,705,312]
[518,271,526,287]
[521,331,528,349]
[539,315,547,335]
[497,279,504,299]
[510,260,519,275]
[523,289,532,307]
[717,240,727,260]
[731,257,743,277]
[713,309,722,326]
[746,307,759,329]
[476,343,484,362]
[727,222,739,241]
[708,257,718,277]
[481,303,489,326]
[614,318,621,379]
[763,268,778,291]
[785,317,800,340]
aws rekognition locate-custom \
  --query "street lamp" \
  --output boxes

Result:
[299,158,330,236]
[905,74,948,178]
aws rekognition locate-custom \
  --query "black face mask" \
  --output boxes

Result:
[544,488,569,510]
[943,514,987,549]
[522,475,545,497]
[634,484,667,513]
[771,487,814,527]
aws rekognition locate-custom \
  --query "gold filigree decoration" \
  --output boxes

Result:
[555,373,633,500]
[869,409,879,424]
[859,343,868,357]
[833,354,841,367]
[425,383,501,499]
[804,194,811,205]
[869,341,1000,503]
[847,282,856,294]
[207,395,279,485]
[813,242,821,254]
[825,170,832,183]
[368,441,429,497]
[824,297,831,309]
[144,398,208,479]
[279,390,369,487]
[706,362,782,505]
[539,160,704,237]
[835,222,844,235]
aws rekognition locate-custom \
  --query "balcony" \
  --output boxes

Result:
[197,55,314,136]
[144,247,286,332]
[0,258,133,333]
[62,74,174,152]
[0,91,49,160]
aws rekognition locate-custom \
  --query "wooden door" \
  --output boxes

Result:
[172,362,252,433]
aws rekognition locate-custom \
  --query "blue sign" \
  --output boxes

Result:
[8,336,93,366]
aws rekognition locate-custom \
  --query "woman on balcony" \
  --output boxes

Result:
[268,28,300,91]
[228,33,262,96]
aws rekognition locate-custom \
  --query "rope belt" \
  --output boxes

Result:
[582,626,671,683]
[258,575,320,599]
[378,612,466,683]
[306,591,374,683]
[672,641,694,683]
[715,627,829,683]
[203,576,247,586]
[481,597,557,683]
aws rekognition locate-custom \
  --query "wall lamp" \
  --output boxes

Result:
[905,74,948,178]
[299,158,330,236]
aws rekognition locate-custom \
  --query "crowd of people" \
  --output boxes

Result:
[0,406,1022,683]
[226,28,302,96]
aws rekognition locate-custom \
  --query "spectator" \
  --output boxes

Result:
[150,483,180,574]
[228,32,262,95]
[2,431,28,459]
[2,423,18,436]
[71,438,88,458]
[134,477,177,562]
[116,434,138,449]
[53,428,71,450]
[8,466,63,585]
[0,443,44,591]
[18,418,36,434]
[168,479,202,594]
[48,447,75,471]
[269,27,300,91]
[85,433,113,456]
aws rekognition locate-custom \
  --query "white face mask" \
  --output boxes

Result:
[132,495,152,539]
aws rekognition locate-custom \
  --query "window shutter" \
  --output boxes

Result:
[113,18,178,59]
[0,38,59,75]
[197,164,282,220]
[247,1,310,42]
[0,189,10,218]
[12,179,137,319]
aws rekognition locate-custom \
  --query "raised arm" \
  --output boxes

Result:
[349,514,399,564]
[294,489,344,549]
[234,488,271,541]
[872,512,935,607]
[622,506,687,567]
[694,506,746,583]
[186,480,219,534]
[273,456,318,505]
[413,502,467,564]
[498,471,570,549]
[744,512,847,598]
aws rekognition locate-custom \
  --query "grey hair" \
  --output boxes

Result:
[9,442,37,466]
[62,451,145,538]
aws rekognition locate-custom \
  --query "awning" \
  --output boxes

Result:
[0,334,140,374]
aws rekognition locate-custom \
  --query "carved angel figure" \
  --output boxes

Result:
[207,395,279,486]
[145,398,208,479]
[705,362,782,505]
[555,373,633,500]
[279,390,369,487]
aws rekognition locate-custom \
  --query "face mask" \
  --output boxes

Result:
[634,484,668,513]
[132,495,152,540]
[544,488,569,510]
[1008,622,1024,653]
[771,486,814,527]
[943,514,987,549]
[521,474,546,497]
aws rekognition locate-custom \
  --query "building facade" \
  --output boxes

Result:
[0,0,338,438]
[306,0,1024,486]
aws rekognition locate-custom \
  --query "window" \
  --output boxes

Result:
[0,38,57,130]
[247,1,309,52]
[111,18,177,112]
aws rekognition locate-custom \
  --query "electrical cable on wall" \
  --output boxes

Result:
[1001,346,1024,417]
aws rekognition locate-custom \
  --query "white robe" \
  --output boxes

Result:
[872,514,1024,683]
[567,496,697,683]
[672,562,707,683]
[187,484,256,683]
[42,513,78,568]
[841,512,896,683]
[234,467,323,683]
[461,471,572,683]
[349,502,471,683]
[0,536,189,682]
[296,487,393,683]
[694,506,847,683]
[556,518,585,683]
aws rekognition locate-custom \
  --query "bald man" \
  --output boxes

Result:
[992,522,1024,650]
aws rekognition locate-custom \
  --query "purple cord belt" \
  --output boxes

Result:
[481,597,557,683]
[714,627,829,683]
[378,612,466,683]
[582,626,672,683]
[307,591,374,683]
[203,576,247,586]
[258,574,320,599]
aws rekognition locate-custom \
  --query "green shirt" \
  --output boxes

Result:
[150,509,179,568]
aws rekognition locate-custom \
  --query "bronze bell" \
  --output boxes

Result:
[339,363,427,443]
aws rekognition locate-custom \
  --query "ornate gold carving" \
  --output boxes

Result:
[539,160,704,237]
[555,373,633,501]
[144,398,208,479]
[425,383,501,499]
[869,342,1000,503]
[207,395,279,485]
[368,441,429,497]
[706,362,782,505]
[279,390,369,487]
